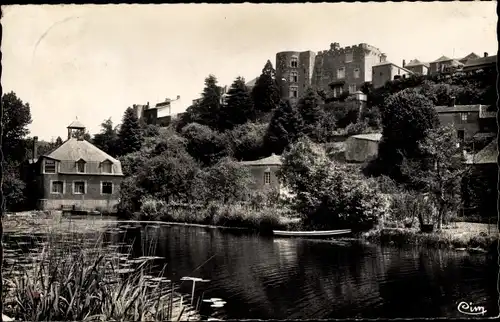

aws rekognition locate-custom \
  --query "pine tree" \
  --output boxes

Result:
[264,100,305,155]
[251,60,280,117]
[55,136,63,146]
[118,107,143,156]
[197,75,222,130]
[297,88,325,142]
[220,76,256,130]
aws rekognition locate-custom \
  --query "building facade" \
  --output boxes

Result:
[311,42,384,97]
[239,154,282,193]
[404,59,430,75]
[434,104,484,141]
[29,121,124,212]
[275,51,316,105]
[344,133,382,163]
[429,56,464,74]
[371,61,413,88]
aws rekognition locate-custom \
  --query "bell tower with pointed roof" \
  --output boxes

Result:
[67,118,86,140]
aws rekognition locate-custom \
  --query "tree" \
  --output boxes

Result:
[279,137,387,231]
[55,136,63,146]
[1,92,32,163]
[220,77,256,130]
[181,123,230,167]
[401,125,468,230]
[297,88,325,142]
[93,118,119,157]
[70,129,92,141]
[251,60,280,116]
[228,122,267,161]
[372,88,439,181]
[118,107,143,156]
[264,100,304,155]
[195,75,222,130]
[194,157,253,205]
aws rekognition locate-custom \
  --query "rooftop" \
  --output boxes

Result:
[67,119,86,129]
[245,77,258,88]
[432,55,453,63]
[239,153,282,166]
[373,61,413,73]
[466,138,497,165]
[463,55,497,71]
[44,138,123,174]
[405,59,430,68]
[350,133,382,142]
[434,105,483,113]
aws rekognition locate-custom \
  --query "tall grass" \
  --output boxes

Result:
[138,198,298,232]
[2,223,201,321]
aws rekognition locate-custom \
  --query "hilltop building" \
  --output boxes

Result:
[371,60,413,88]
[275,50,316,104]
[134,96,184,127]
[404,59,430,75]
[24,120,124,213]
[311,42,385,98]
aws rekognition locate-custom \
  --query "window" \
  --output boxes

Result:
[460,113,468,121]
[345,52,353,63]
[290,71,298,83]
[44,160,56,173]
[353,68,360,79]
[380,72,383,76]
[290,57,298,68]
[264,172,271,185]
[349,84,357,93]
[101,161,112,174]
[457,129,465,140]
[76,160,86,173]
[101,182,113,194]
[51,181,63,194]
[289,86,298,98]
[337,67,345,79]
[336,86,343,97]
[73,181,85,194]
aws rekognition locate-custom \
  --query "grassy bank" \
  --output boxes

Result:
[2,217,202,321]
[362,222,498,254]
[136,199,301,233]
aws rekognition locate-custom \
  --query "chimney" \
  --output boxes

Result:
[380,53,387,63]
[484,52,488,57]
[176,95,181,100]
[449,96,456,107]
[33,136,38,160]
[402,59,406,67]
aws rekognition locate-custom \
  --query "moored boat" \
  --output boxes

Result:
[272,229,352,238]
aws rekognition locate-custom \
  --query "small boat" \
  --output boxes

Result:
[272,229,352,238]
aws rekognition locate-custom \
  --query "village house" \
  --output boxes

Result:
[25,120,124,213]
[344,133,382,163]
[428,56,464,74]
[135,95,184,127]
[434,99,494,143]
[462,53,497,73]
[239,154,283,193]
[371,60,413,88]
[403,59,430,75]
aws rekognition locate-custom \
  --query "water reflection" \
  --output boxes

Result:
[3,219,498,320]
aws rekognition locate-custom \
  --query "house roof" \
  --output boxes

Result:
[239,153,282,166]
[466,138,497,165]
[372,61,413,73]
[405,59,430,68]
[67,120,86,129]
[44,138,122,171]
[459,52,480,62]
[432,55,453,63]
[434,105,482,113]
[463,55,497,71]
[350,133,382,142]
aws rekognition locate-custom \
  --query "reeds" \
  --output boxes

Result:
[2,222,202,321]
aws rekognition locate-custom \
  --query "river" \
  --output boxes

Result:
[3,216,498,320]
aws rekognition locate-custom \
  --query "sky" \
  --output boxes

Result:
[2,3,498,141]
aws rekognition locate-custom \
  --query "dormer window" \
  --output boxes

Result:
[76,159,86,173]
[44,160,56,173]
[101,160,113,174]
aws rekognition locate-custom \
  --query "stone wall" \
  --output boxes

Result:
[345,137,380,163]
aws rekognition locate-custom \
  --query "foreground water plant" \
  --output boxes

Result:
[2,227,201,321]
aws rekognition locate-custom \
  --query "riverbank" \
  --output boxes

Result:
[135,200,302,233]
[362,222,498,254]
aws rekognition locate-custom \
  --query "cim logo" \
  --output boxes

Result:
[457,301,487,316]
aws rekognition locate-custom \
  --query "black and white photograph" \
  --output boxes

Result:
[0,2,498,320]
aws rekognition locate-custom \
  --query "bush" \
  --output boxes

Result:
[345,121,368,135]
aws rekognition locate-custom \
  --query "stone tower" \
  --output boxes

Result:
[275,50,316,104]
